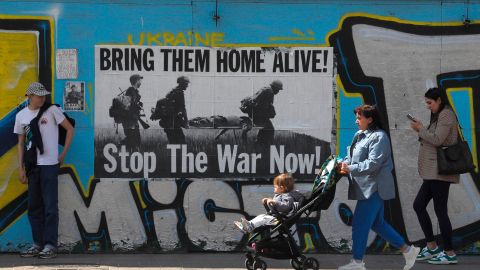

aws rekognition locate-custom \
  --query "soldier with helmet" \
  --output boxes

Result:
[245,80,284,146]
[162,76,190,144]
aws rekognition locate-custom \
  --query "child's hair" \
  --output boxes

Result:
[273,173,295,192]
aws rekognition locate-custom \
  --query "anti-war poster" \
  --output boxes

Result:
[94,46,333,179]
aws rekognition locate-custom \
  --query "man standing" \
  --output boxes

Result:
[248,80,283,146]
[14,82,74,259]
[122,74,143,152]
[163,76,190,144]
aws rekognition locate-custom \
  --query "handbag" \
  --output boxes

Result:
[437,115,475,174]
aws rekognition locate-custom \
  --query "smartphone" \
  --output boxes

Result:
[406,113,416,121]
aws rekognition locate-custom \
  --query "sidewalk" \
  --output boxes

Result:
[0,253,478,270]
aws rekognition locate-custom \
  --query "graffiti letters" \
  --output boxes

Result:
[329,15,480,249]
[127,32,225,47]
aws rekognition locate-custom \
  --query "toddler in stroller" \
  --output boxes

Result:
[234,173,304,234]
[239,155,343,270]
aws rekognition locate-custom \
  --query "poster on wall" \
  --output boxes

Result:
[56,49,78,79]
[94,46,334,179]
[63,81,85,111]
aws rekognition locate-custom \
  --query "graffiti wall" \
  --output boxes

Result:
[0,0,480,254]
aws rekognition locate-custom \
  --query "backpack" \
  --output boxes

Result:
[109,95,131,123]
[240,87,273,115]
[24,103,75,175]
[150,97,175,128]
[151,97,170,120]
[239,96,255,113]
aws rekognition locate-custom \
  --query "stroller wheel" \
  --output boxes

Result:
[290,255,306,270]
[290,259,301,270]
[301,257,319,270]
[253,259,267,270]
[244,257,254,270]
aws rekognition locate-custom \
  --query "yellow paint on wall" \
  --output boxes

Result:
[0,31,38,209]
[133,181,147,209]
[0,148,27,209]
[0,31,38,118]
[302,232,315,252]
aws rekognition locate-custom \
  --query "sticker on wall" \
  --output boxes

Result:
[56,49,78,79]
[94,45,334,179]
[63,81,85,111]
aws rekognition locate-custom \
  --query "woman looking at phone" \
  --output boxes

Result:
[409,87,460,264]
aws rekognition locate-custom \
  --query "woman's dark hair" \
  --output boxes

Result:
[424,87,450,123]
[424,87,447,111]
[354,104,383,130]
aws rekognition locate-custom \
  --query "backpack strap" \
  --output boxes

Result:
[30,103,54,154]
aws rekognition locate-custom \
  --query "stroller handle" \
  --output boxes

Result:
[263,201,281,215]
[263,201,270,212]
[263,201,287,220]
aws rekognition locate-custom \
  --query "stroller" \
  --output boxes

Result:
[242,155,343,270]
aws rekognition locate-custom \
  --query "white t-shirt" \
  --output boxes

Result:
[14,105,66,165]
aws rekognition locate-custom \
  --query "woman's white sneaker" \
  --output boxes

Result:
[338,259,366,270]
[403,245,420,270]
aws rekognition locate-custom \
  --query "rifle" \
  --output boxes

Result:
[138,108,150,129]
[117,87,127,96]
[138,118,150,129]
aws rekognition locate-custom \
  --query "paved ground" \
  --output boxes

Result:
[0,253,479,270]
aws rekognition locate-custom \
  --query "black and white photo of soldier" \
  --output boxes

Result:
[240,80,283,147]
[109,74,149,152]
[66,84,81,104]
[151,76,189,144]
[63,81,85,111]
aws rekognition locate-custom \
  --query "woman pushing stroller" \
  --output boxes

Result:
[234,173,303,234]
[337,105,420,270]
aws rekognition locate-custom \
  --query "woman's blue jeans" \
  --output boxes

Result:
[352,192,405,260]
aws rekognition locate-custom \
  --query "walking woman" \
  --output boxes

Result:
[410,87,459,264]
[337,105,419,270]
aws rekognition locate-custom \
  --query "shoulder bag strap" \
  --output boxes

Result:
[449,108,465,144]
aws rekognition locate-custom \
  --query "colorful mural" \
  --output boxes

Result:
[0,1,479,255]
